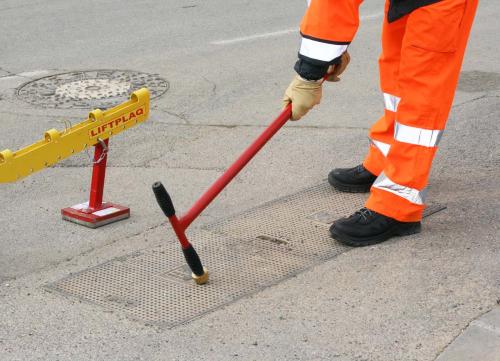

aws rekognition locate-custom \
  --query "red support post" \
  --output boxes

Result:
[61,139,131,228]
[88,138,108,210]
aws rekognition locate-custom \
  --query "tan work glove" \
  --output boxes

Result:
[326,51,350,82]
[282,75,322,121]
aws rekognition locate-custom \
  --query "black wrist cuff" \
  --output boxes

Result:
[294,54,342,81]
[294,59,328,81]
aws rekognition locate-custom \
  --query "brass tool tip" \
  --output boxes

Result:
[192,268,209,285]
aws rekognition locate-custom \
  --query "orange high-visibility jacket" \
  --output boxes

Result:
[295,0,442,80]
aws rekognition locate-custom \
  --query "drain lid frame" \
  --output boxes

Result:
[17,69,169,109]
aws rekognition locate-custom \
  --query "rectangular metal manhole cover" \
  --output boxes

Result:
[48,183,446,327]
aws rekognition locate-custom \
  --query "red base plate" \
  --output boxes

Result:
[61,202,130,228]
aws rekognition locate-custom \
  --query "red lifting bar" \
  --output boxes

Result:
[152,104,292,284]
[153,75,331,284]
[152,73,341,285]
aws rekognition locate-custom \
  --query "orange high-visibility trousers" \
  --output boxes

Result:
[363,0,478,222]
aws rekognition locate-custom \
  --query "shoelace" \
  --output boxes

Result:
[354,164,365,174]
[354,207,374,221]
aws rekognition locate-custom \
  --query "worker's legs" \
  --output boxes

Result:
[331,0,478,246]
[328,1,407,194]
[366,0,479,222]
[363,1,407,176]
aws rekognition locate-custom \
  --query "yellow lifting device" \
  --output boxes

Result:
[0,88,150,183]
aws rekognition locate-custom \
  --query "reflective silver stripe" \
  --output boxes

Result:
[383,93,400,112]
[370,138,391,157]
[373,172,427,205]
[394,122,444,148]
[299,37,348,62]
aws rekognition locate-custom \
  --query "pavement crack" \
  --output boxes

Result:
[155,108,191,125]
[451,93,500,108]
[151,121,368,130]
[53,164,225,171]
[202,76,217,96]
[0,66,16,77]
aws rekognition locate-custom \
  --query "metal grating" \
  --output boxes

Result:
[48,183,446,327]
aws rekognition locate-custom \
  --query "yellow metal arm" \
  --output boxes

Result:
[0,88,150,183]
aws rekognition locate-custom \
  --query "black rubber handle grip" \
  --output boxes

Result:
[152,181,176,217]
[182,244,205,276]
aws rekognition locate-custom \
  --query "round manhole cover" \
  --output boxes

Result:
[17,70,169,109]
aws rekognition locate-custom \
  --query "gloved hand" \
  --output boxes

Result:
[282,75,322,121]
[325,51,350,82]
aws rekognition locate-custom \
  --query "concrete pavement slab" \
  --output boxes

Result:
[436,307,500,361]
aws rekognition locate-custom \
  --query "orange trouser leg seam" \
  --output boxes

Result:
[363,145,385,176]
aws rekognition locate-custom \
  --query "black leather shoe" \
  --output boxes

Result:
[330,208,421,247]
[328,164,377,193]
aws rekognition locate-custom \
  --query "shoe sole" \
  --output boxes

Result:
[327,173,373,193]
[330,222,422,247]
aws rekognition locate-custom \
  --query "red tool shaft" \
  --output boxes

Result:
[154,80,328,283]
[179,104,292,229]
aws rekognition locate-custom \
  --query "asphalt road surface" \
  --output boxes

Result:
[0,1,499,360]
